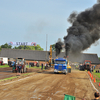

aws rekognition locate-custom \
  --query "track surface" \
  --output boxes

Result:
[0,69,96,100]
[0,67,40,79]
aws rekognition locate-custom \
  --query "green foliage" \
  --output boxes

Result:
[0,46,1,51]
[93,72,100,78]
[0,76,18,81]
[26,65,45,69]
[0,43,44,51]
[1,43,12,49]
[0,64,9,68]
[99,57,100,60]
[22,73,32,76]
[92,71,100,82]
[13,44,44,51]
[52,44,56,51]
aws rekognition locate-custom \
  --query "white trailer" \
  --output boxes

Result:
[0,57,8,64]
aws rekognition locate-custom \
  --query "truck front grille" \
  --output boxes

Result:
[59,66,62,71]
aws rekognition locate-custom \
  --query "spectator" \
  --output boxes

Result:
[16,62,22,76]
[93,92,100,100]
[90,66,92,73]
[94,65,96,70]
[45,63,46,70]
[92,66,94,72]
[23,61,26,73]
[41,63,43,70]
[36,63,39,67]
[96,70,98,73]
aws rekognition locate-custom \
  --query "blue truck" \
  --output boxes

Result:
[54,58,68,74]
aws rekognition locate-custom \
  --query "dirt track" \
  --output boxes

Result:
[0,69,97,100]
[0,67,40,79]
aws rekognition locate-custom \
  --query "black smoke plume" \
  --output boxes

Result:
[55,41,64,56]
[97,0,100,3]
[55,1,100,57]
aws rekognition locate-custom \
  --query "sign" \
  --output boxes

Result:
[8,42,36,46]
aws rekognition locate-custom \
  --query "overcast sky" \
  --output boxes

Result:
[0,0,100,57]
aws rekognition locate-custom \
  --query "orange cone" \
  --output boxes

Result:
[94,78,96,83]
[99,82,100,86]
[90,73,91,77]
[91,75,93,80]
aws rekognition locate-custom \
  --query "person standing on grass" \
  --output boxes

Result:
[41,63,43,70]
[90,66,92,73]
[94,65,96,70]
[45,63,46,70]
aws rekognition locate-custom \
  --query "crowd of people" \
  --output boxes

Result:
[11,59,26,76]
[95,69,100,73]
[41,63,49,70]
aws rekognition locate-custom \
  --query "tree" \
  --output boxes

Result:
[13,44,44,51]
[34,44,44,51]
[0,43,44,51]
[1,43,12,49]
[0,46,1,51]
[52,44,56,51]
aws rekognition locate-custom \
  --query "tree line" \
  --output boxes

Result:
[0,43,44,51]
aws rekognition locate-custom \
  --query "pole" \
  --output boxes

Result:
[45,34,47,63]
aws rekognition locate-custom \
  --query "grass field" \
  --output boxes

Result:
[26,65,45,69]
[0,64,9,68]
[92,70,100,82]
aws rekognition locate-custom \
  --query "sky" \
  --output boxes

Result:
[0,0,100,57]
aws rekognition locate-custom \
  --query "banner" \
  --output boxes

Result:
[8,42,36,46]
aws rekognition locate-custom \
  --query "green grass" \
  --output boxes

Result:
[93,72,100,78]
[0,73,33,82]
[26,65,45,69]
[92,70,100,82]
[0,76,18,81]
[96,79,100,82]
[0,64,9,68]
[22,73,32,76]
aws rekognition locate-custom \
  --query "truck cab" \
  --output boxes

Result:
[54,58,67,74]
[84,60,91,71]
[79,60,91,71]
